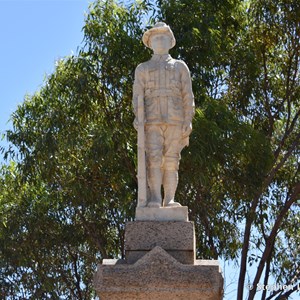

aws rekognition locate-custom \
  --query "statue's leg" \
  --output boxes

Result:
[162,125,183,207]
[147,168,163,207]
[163,170,181,207]
[145,125,163,207]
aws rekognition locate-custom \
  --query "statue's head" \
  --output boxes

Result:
[142,22,176,53]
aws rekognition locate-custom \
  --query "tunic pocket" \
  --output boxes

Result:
[145,97,159,120]
[169,97,184,121]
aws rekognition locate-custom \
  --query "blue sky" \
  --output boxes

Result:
[0,0,89,160]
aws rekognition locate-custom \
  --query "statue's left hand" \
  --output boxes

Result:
[182,122,192,138]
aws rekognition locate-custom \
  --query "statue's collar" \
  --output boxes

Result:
[151,54,172,62]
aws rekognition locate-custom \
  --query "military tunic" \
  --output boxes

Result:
[133,54,195,171]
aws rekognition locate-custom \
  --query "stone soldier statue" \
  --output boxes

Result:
[133,22,195,208]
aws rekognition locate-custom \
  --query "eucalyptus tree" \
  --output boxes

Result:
[0,0,299,299]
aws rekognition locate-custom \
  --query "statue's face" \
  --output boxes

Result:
[149,33,171,54]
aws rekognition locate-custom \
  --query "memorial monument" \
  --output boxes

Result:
[94,22,224,300]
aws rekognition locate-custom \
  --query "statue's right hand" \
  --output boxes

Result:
[133,117,138,131]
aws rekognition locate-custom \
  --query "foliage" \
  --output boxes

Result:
[0,0,299,299]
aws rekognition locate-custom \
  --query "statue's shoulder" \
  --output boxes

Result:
[173,59,190,72]
[135,60,152,72]
[173,59,188,67]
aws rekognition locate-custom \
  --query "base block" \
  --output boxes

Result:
[135,206,188,221]
[125,221,195,264]
[94,246,223,300]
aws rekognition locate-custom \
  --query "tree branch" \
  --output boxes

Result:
[68,247,83,300]
[274,108,300,160]
[248,182,300,300]
[266,131,300,189]
[237,197,258,300]
[261,241,273,300]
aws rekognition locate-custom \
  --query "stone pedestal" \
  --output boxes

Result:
[94,246,223,300]
[125,221,195,264]
[94,216,224,299]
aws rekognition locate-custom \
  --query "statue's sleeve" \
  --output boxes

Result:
[179,61,195,123]
[132,64,145,117]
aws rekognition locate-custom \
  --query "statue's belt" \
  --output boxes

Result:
[145,88,181,99]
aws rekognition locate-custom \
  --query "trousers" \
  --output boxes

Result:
[145,124,184,171]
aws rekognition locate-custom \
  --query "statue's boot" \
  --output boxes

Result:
[147,168,162,208]
[163,170,181,207]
